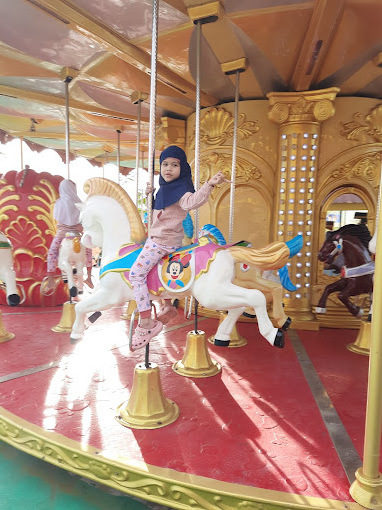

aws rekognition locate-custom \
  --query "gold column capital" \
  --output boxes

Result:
[267,87,340,124]
[156,117,186,151]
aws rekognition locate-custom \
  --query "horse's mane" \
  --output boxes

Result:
[83,178,146,244]
[330,223,371,250]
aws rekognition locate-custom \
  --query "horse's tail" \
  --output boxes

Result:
[229,241,290,271]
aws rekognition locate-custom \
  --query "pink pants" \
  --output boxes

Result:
[130,238,178,313]
[47,224,93,273]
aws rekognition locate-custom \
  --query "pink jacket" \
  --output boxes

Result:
[150,182,214,246]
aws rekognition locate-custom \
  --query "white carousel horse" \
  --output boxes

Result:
[71,178,299,348]
[58,232,86,297]
[0,232,21,306]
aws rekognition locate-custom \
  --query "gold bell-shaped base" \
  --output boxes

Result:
[52,301,76,333]
[347,320,370,356]
[120,300,137,320]
[208,312,247,348]
[0,310,14,343]
[115,362,179,429]
[173,330,222,378]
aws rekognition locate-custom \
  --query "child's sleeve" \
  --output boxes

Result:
[179,182,214,211]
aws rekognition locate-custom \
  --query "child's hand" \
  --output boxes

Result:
[145,182,155,195]
[208,171,231,187]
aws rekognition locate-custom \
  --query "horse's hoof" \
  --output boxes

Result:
[315,307,326,314]
[89,311,102,323]
[273,329,285,348]
[7,294,21,306]
[70,286,78,297]
[173,299,180,309]
[356,308,364,319]
[368,314,372,322]
[281,317,292,331]
[214,338,230,347]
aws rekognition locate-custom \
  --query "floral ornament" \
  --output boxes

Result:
[0,179,20,224]
[341,104,382,143]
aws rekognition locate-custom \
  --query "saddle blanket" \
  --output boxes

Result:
[99,236,225,296]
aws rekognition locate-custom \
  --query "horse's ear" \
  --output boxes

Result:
[75,202,85,212]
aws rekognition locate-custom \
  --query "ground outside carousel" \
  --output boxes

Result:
[0,283,375,510]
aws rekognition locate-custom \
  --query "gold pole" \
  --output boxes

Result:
[52,301,76,333]
[173,330,221,377]
[0,310,14,342]
[115,362,179,429]
[350,157,382,508]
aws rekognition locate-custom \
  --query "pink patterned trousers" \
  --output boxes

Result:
[130,237,178,312]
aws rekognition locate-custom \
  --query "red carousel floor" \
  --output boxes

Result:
[0,301,371,509]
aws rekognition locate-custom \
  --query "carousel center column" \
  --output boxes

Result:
[267,88,339,328]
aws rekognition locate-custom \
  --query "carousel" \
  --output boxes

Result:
[1,1,382,509]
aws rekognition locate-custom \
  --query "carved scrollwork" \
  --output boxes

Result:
[189,108,259,148]
[341,104,382,143]
[330,153,379,182]
[198,152,262,185]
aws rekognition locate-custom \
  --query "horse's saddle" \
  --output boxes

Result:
[99,235,230,296]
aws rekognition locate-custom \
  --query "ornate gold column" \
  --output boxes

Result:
[267,88,339,326]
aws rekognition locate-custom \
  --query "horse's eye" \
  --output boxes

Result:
[240,263,250,272]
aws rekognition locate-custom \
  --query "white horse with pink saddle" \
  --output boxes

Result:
[70,178,302,349]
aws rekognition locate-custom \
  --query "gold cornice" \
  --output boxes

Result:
[0,408,362,510]
[267,88,340,124]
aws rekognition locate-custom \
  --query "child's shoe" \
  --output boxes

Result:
[130,320,163,351]
[157,305,177,325]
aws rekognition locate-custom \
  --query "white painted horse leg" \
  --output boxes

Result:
[75,263,84,293]
[71,274,131,341]
[215,307,246,341]
[59,259,76,297]
[2,267,20,306]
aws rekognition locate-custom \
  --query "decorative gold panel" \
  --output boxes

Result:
[188,107,259,147]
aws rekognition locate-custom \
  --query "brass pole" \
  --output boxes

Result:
[351,156,382,507]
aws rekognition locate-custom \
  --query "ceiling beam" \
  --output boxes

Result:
[290,0,345,91]
[0,84,142,122]
[25,0,218,107]
[340,53,382,95]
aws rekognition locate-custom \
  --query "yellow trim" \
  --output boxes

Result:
[0,408,360,510]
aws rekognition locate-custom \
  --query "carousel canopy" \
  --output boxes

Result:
[0,0,381,169]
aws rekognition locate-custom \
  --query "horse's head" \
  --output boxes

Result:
[318,232,343,265]
[79,203,103,249]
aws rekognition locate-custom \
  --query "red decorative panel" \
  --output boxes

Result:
[0,169,68,306]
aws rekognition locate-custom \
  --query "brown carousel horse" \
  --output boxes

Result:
[315,223,373,319]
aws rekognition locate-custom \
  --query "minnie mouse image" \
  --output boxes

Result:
[166,253,191,289]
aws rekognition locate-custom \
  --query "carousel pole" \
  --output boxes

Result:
[121,92,147,321]
[193,19,201,239]
[350,159,382,508]
[52,69,76,332]
[20,137,23,171]
[116,129,121,185]
[173,13,221,378]
[63,73,73,180]
[209,59,248,348]
[116,0,179,429]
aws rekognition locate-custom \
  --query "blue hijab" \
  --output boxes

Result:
[154,146,195,210]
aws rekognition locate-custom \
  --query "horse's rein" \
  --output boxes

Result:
[329,238,343,258]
